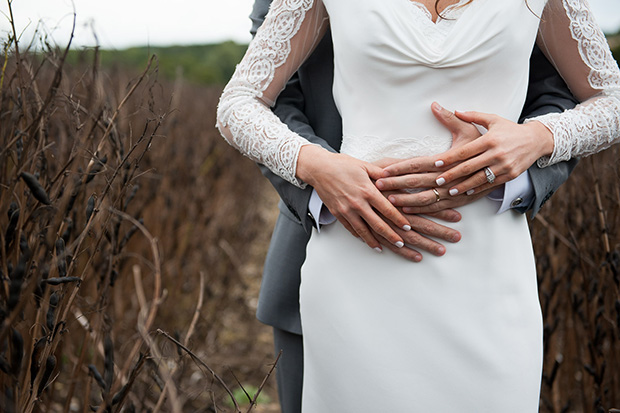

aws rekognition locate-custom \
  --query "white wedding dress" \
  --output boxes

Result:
[217,0,620,411]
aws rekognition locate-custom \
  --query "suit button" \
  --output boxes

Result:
[307,212,317,228]
[510,197,524,208]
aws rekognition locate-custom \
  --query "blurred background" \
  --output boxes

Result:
[0,1,619,412]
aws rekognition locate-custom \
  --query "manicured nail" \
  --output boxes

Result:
[374,247,383,253]
[432,102,443,111]
[403,225,412,231]
[449,188,459,196]
[395,241,404,248]
[466,189,475,196]
[435,160,444,168]
[436,177,446,186]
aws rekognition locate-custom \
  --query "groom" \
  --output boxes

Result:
[249,1,579,411]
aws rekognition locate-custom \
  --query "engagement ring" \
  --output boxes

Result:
[484,167,496,184]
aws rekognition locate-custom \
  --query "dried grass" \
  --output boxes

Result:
[0,7,278,412]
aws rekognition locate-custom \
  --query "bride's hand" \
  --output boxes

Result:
[432,111,554,196]
[296,145,411,251]
[376,102,484,207]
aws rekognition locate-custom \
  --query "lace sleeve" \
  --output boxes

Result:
[529,0,620,167]
[216,0,329,188]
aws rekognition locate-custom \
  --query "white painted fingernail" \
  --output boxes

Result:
[403,225,412,231]
[395,241,404,248]
[374,247,383,253]
[436,177,446,186]
[466,189,475,196]
[449,188,459,196]
[435,160,444,168]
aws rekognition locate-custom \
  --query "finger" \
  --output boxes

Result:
[431,102,472,138]
[345,213,384,251]
[453,110,498,129]
[402,191,490,214]
[378,238,423,262]
[459,177,511,197]
[433,139,487,172]
[381,155,438,178]
[369,192,412,234]
[446,169,490,197]
[375,173,438,191]
[366,162,388,181]
[425,208,462,223]
[407,214,461,245]
[435,143,494,187]
[399,227,447,256]
[375,222,447,257]
[387,188,449,208]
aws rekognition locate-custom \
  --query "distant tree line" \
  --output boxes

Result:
[65,35,619,87]
[67,41,248,86]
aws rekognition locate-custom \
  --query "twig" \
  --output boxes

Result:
[534,214,595,268]
[246,351,282,413]
[157,329,241,412]
[184,271,205,347]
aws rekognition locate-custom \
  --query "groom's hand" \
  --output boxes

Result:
[371,209,462,262]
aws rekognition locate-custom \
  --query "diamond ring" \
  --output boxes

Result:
[484,167,496,184]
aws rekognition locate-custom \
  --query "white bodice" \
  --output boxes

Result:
[325,0,544,161]
[217,0,620,187]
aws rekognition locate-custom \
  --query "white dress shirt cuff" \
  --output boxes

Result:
[309,189,337,231]
[487,170,534,214]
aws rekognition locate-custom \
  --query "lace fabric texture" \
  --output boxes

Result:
[407,0,471,46]
[216,0,328,188]
[341,134,452,164]
[531,0,620,166]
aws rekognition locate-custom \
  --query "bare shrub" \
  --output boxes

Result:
[533,149,620,413]
[0,7,279,413]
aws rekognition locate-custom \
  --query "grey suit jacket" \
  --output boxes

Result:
[251,0,579,335]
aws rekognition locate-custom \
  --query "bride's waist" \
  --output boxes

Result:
[340,134,452,162]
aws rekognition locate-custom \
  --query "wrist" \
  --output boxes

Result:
[296,144,332,186]
[524,120,554,158]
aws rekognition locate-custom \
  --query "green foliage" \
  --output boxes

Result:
[66,41,247,86]
[228,385,272,407]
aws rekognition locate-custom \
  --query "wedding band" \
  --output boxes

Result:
[432,188,441,203]
[484,167,496,184]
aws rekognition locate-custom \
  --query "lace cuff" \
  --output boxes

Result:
[531,0,620,167]
[216,0,328,189]
[531,93,620,167]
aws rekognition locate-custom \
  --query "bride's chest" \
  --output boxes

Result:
[322,0,545,63]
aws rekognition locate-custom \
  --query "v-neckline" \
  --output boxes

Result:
[408,0,469,24]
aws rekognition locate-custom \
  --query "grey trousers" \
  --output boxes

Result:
[273,327,303,413]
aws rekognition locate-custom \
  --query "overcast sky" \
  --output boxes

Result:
[1,0,620,49]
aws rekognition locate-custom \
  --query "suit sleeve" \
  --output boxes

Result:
[250,0,337,232]
[517,45,579,217]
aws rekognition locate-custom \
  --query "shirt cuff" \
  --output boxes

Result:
[309,189,337,232]
[487,170,534,214]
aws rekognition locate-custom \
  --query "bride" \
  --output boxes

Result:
[216,0,620,411]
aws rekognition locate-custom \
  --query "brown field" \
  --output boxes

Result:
[0,29,619,413]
